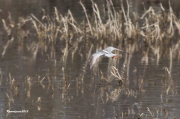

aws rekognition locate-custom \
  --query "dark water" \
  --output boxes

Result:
[0,0,180,119]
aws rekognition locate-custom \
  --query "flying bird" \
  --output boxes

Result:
[89,46,127,69]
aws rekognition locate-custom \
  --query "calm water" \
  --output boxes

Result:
[0,0,180,119]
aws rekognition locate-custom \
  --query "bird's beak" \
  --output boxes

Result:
[112,56,118,59]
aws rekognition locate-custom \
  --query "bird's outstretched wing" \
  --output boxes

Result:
[103,47,117,53]
[89,51,104,69]
[103,46,124,53]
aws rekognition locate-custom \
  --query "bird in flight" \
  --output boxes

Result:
[89,46,127,69]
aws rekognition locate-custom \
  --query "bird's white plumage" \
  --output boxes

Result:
[89,51,104,69]
[89,46,124,69]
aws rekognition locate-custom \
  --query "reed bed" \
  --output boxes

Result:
[1,0,180,67]
[1,1,180,118]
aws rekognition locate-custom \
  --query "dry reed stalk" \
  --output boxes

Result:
[54,7,60,22]
[121,0,137,39]
[62,43,69,65]
[67,10,82,33]
[31,11,60,43]
[126,44,135,81]
[110,66,123,82]
[79,1,93,34]
[27,76,32,88]
[31,14,44,26]
[106,0,113,21]
[120,0,127,22]
[6,91,14,103]
[30,17,41,38]
[163,67,172,80]
[2,37,14,58]
[91,0,105,38]
[2,19,9,33]
[140,7,153,19]
[106,0,116,21]
[169,48,172,74]
[147,107,154,117]
[61,15,69,37]
[166,0,175,37]
[108,1,123,39]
